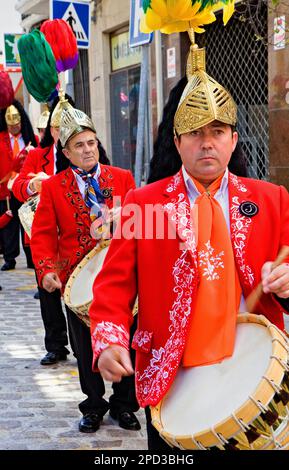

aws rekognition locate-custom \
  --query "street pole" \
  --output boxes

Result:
[134,44,149,187]
[155,30,164,125]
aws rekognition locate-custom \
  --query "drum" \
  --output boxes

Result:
[64,240,138,328]
[64,240,111,327]
[18,195,40,238]
[151,313,289,450]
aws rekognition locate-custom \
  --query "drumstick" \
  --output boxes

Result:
[6,197,10,211]
[245,245,289,312]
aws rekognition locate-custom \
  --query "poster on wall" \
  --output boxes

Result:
[167,47,176,78]
[274,16,286,50]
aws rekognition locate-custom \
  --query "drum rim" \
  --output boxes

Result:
[151,313,289,450]
[18,194,40,239]
[63,239,110,312]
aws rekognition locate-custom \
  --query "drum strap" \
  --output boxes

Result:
[182,173,242,367]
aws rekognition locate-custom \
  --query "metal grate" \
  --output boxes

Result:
[196,2,268,179]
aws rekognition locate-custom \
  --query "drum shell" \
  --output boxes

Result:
[18,195,40,238]
[64,240,138,327]
[151,314,289,450]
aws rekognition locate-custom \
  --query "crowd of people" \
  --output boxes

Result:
[1,45,289,451]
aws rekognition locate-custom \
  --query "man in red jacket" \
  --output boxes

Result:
[0,100,38,270]
[31,107,140,434]
[13,94,75,367]
[89,46,289,450]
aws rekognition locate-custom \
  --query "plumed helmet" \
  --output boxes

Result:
[50,89,74,128]
[37,107,50,129]
[174,45,237,136]
[5,104,21,126]
[59,107,96,147]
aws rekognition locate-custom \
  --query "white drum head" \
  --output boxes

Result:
[70,245,109,306]
[160,322,272,436]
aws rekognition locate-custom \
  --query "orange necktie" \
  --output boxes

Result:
[12,135,20,158]
[182,173,241,367]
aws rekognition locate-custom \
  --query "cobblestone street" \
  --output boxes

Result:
[0,252,147,451]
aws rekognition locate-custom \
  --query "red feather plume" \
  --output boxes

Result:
[40,19,78,73]
[0,72,14,109]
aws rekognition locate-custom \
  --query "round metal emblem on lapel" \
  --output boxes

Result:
[102,188,112,199]
[239,201,259,217]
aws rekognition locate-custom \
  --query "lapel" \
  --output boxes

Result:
[228,172,256,289]
[61,168,91,231]
[41,146,54,175]
[98,164,115,209]
[163,170,198,269]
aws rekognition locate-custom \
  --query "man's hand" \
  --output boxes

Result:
[28,172,50,193]
[42,272,62,293]
[262,262,289,298]
[90,207,121,240]
[98,345,134,382]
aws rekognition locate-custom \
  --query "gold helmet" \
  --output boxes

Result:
[59,107,96,147]
[174,43,237,136]
[5,104,21,126]
[50,89,74,128]
[37,107,50,129]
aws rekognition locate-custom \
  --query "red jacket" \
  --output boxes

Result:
[0,131,39,200]
[0,131,14,199]
[12,145,54,202]
[30,164,135,289]
[89,171,289,408]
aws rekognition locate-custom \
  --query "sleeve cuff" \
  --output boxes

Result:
[91,321,129,369]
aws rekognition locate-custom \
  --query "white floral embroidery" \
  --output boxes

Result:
[132,330,152,350]
[91,321,129,358]
[166,173,182,193]
[230,195,254,287]
[135,251,196,403]
[230,174,248,193]
[198,241,224,280]
[164,193,197,254]
[135,175,198,404]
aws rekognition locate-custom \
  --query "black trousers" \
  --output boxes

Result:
[0,194,33,265]
[65,305,139,417]
[145,407,177,451]
[38,287,69,354]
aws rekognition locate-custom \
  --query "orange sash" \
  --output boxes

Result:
[182,173,241,367]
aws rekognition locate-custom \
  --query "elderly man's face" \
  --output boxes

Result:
[63,130,99,171]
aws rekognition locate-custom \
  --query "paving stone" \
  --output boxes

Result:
[0,421,22,430]
[0,443,29,450]
[91,440,123,449]
[1,411,35,418]
[18,402,56,409]
[0,403,9,409]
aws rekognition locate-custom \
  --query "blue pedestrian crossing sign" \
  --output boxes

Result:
[51,0,90,49]
[129,0,153,48]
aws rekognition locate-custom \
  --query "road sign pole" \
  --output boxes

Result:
[134,44,149,187]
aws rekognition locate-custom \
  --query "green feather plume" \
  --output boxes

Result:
[18,30,58,103]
